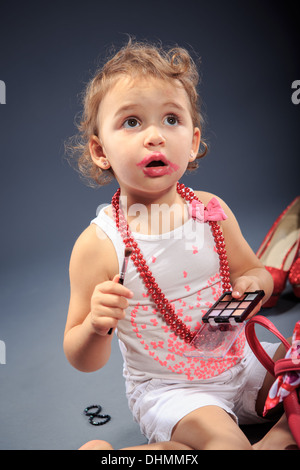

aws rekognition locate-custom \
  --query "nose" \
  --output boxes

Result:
[144,125,165,148]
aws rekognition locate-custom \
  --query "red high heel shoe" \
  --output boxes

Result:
[289,256,300,298]
[256,196,300,307]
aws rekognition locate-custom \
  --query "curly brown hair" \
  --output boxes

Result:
[66,39,208,187]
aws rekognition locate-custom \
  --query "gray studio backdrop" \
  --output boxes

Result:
[0,0,299,449]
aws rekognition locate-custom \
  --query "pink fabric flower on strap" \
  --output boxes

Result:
[263,321,300,416]
[188,197,228,222]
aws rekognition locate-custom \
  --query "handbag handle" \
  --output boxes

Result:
[245,315,290,377]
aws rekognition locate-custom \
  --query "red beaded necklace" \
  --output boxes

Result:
[112,182,231,344]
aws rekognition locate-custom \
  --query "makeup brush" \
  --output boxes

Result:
[118,247,133,285]
[107,247,133,335]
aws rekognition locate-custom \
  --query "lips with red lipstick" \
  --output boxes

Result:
[137,153,179,177]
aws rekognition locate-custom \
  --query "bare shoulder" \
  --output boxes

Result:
[194,190,216,205]
[70,224,105,265]
[69,224,119,286]
[194,190,232,213]
[193,190,239,233]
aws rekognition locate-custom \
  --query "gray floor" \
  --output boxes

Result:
[0,253,146,450]
[0,235,299,450]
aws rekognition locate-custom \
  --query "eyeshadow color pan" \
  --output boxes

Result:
[218,301,229,307]
[245,293,257,300]
[222,295,233,301]
[220,310,233,316]
[239,301,251,308]
[229,302,240,308]
[232,310,243,316]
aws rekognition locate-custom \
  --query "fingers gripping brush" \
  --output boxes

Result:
[107,247,133,335]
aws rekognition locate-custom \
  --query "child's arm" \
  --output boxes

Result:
[196,191,273,312]
[63,225,133,372]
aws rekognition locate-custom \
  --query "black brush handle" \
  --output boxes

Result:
[107,249,131,335]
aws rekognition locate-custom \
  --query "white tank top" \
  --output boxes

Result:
[91,203,245,383]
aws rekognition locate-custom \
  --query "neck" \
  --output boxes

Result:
[119,183,181,209]
[118,183,188,235]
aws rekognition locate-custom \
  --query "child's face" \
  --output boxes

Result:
[90,75,200,198]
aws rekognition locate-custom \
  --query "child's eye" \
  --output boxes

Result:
[123,118,140,128]
[164,115,179,126]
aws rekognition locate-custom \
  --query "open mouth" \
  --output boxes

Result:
[145,160,166,168]
[137,153,179,177]
[138,153,169,168]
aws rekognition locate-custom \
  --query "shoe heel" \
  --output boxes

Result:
[292,285,300,298]
[289,256,300,299]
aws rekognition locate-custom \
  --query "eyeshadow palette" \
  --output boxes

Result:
[202,290,265,324]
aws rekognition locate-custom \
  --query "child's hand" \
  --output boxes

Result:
[90,275,133,336]
[231,276,263,318]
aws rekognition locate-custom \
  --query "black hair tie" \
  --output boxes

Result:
[84,405,111,426]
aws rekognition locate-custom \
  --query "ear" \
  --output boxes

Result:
[89,135,111,169]
[189,127,201,161]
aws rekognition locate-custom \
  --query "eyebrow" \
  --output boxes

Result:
[113,101,187,120]
[162,102,186,112]
[114,104,139,118]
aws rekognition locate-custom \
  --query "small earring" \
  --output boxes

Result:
[102,160,109,168]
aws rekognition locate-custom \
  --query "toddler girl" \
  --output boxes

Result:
[64,39,296,450]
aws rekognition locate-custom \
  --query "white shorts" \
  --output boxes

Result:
[126,341,279,443]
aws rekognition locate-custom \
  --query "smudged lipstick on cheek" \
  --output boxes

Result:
[136,153,180,177]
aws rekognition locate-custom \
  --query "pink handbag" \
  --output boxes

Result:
[245,316,300,448]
